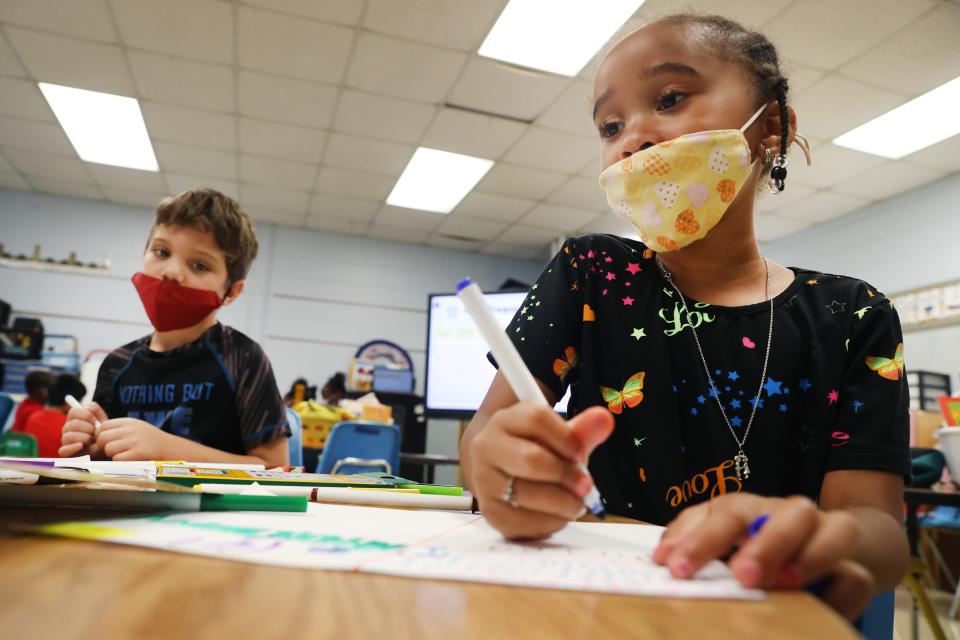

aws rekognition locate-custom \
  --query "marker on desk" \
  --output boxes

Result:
[65,394,101,431]
[456,277,606,519]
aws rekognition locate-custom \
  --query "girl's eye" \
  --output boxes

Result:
[152,247,169,258]
[599,120,623,139]
[657,90,687,111]
[192,262,209,272]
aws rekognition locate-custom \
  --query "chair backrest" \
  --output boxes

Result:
[0,393,15,433]
[316,421,401,475]
[0,432,38,457]
[285,407,303,468]
[857,590,894,640]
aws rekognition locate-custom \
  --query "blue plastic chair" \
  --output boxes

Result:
[316,421,401,475]
[285,407,303,468]
[858,591,894,640]
[0,393,15,433]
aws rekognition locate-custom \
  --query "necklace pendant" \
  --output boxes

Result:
[735,452,751,481]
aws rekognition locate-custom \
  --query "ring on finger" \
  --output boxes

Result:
[501,476,520,508]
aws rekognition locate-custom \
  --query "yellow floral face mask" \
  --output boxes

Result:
[598,105,796,253]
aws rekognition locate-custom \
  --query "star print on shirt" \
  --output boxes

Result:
[826,300,847,314]
[854,306,871,319]
[728,370,740,381]
[626,263,641,275]
[779,403,788,413]
[827,389,839,405]
[807,279,818,285]
[690,407,699,416]
[731,416,743,427]
[798,378,812,391]
[763,377,783,396]
[633,437,646,447]
[696,395,706,405]
[853,400,864,414]
[630,328,646,340]
[606,272,617,281]
[796,425,815,452]
[730,399,741,410]
[622,296,635,306]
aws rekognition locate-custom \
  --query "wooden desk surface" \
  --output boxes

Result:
[0,510,857,640]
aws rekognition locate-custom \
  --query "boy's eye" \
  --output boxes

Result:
[599,120,623,139]
[657,90,687,111]
[192,262,209,272]
[152,247,169,258]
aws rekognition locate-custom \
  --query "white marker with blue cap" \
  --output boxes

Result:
[456,277,606,519]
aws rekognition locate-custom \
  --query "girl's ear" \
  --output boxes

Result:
[758,104,798,154]
[222,280,245,306]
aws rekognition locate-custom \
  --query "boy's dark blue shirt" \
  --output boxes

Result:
[94,323,289,454]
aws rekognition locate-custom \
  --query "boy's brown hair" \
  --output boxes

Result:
[148,188,259,286]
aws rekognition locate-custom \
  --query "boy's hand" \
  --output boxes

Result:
[59,402,108,458]
[467,404,614,540]
[96,418,176,461]
[652,493,873,620]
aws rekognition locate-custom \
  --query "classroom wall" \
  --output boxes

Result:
[0,188,545,478]
[763,173,960,392]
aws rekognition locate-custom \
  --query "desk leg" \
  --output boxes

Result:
[906,504,948,640]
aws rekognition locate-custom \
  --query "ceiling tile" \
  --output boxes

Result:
[902,135,960,172]
[0,172,30,190]
[503,127,597,173]
[454,191,535,223]
[128,51,234,112]
[366,225,431,245]
[448,58,570,121]
[0,76,54,122]
[420,107,525,160]
[141,102,236,151]
[780,59,828,95]
[789,143,889,190]
[763,0,939,69]
[0,32,27,77]
[546,176,608,211]
[237,6,353,84]
[238,70,338,128]
[434,215,508,242]
[25,176,103,201]
[830,161,947,201]
[480,242,544,260]
[153,142,236,180]
[535,79,596,137]
[6,27,134,94]
[792,76,907,141]
[636,0,793,31]
[773,191,870,224]
[0,152,16,173]
[755,213,812,243]
[314,166,396,201]
[473,163,567,200]
[323,133,414,176]
[4,148,92,182]
[346,32,467,103]
[305,215,369,235]
[755,182,817,216]
[0,0,117,42]
[363,0,505,51]
[239,155,317,190]
[308,194,379,221]
[374,204,447,231]
[88,164,166,192]
[110,0,232,64]
[427,235,486,253]
[245,208,306,227]
[333,90,435,145]
[164,173,239,199]
[0,115,74,156]
[578,154,602,178]
[494,224,561,248]
[238,118,326,164]
[240,184,310,213]
[238,0,364,25]
[100,188,164,208]
[518,203,599,232]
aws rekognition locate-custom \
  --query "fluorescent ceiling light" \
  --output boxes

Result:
[386,148,494,214]
[39,82,159,171]
[832,75,960,159]
[478,0,644,76]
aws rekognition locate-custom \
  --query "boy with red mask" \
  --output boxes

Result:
[60,189,290,466]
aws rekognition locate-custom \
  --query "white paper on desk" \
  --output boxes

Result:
[37,503,762,601]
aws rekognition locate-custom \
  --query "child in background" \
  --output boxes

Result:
[22,374,85,458]
[11,370,52,432]
[60,189,289,466]
[461,14,909,620]
[321,372,347,406]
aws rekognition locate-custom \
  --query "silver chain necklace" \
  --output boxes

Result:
[655,255,774,481]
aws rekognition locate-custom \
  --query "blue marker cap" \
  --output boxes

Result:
[456,277,473,292]
[748,513,770,537]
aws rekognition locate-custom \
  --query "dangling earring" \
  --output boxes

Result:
[767,151,789,195]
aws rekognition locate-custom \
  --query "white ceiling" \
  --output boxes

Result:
[0,0,958,259]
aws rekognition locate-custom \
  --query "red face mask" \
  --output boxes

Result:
[131,272,223,332]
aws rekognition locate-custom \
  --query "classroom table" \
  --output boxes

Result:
[0,507,857,640]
